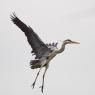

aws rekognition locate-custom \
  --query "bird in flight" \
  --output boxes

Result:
[10,13,80,93]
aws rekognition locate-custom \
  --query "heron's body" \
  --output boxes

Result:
[30,44,58,69]
[10,13,79,93]
[46,44,58,63]
[45,51,57,65]
[47,51,57,62]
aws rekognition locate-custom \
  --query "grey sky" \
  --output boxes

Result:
[0,0,95,95]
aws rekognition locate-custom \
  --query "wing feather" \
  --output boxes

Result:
[11,13,51,59]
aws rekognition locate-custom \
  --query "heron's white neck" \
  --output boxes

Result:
[55,42,66,54]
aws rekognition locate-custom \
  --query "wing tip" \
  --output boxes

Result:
[10,12,17,21]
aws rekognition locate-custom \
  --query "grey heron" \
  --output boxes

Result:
[10,13,80,93]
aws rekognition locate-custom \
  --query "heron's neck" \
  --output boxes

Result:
[55,42,66,54]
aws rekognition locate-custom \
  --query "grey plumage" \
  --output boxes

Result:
[10,13,79,93]
[11,13,51,59]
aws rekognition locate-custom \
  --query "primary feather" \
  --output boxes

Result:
[11,13,51,59]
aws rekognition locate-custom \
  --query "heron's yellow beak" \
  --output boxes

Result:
[70,41,80,44]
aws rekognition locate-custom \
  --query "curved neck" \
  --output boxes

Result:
[55,42,66,54]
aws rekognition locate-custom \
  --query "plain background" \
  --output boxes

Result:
[0,0,95,95]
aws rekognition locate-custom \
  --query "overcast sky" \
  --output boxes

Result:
[0,0,95,95]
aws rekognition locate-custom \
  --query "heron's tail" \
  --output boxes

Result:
[30,60,41,69]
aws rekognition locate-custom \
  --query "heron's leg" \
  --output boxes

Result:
[32,59,46,89]
[40,65,48,93]
[32,66,43,89]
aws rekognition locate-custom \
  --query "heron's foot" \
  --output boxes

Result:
[39,85,44,93]
[31,82,35,89]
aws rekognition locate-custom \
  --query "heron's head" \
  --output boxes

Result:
[64,39,80,44]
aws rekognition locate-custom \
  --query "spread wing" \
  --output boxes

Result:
[10,13,51,59]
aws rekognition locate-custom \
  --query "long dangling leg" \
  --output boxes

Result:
[32,60,46,89]
[40,65,48,93]
[32,66,43,89]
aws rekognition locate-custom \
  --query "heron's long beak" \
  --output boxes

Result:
[71,41,80,44]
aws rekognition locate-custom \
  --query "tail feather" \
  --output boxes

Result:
[30,60,40,65]
[31,64,41,69]
[30,60,41,69]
